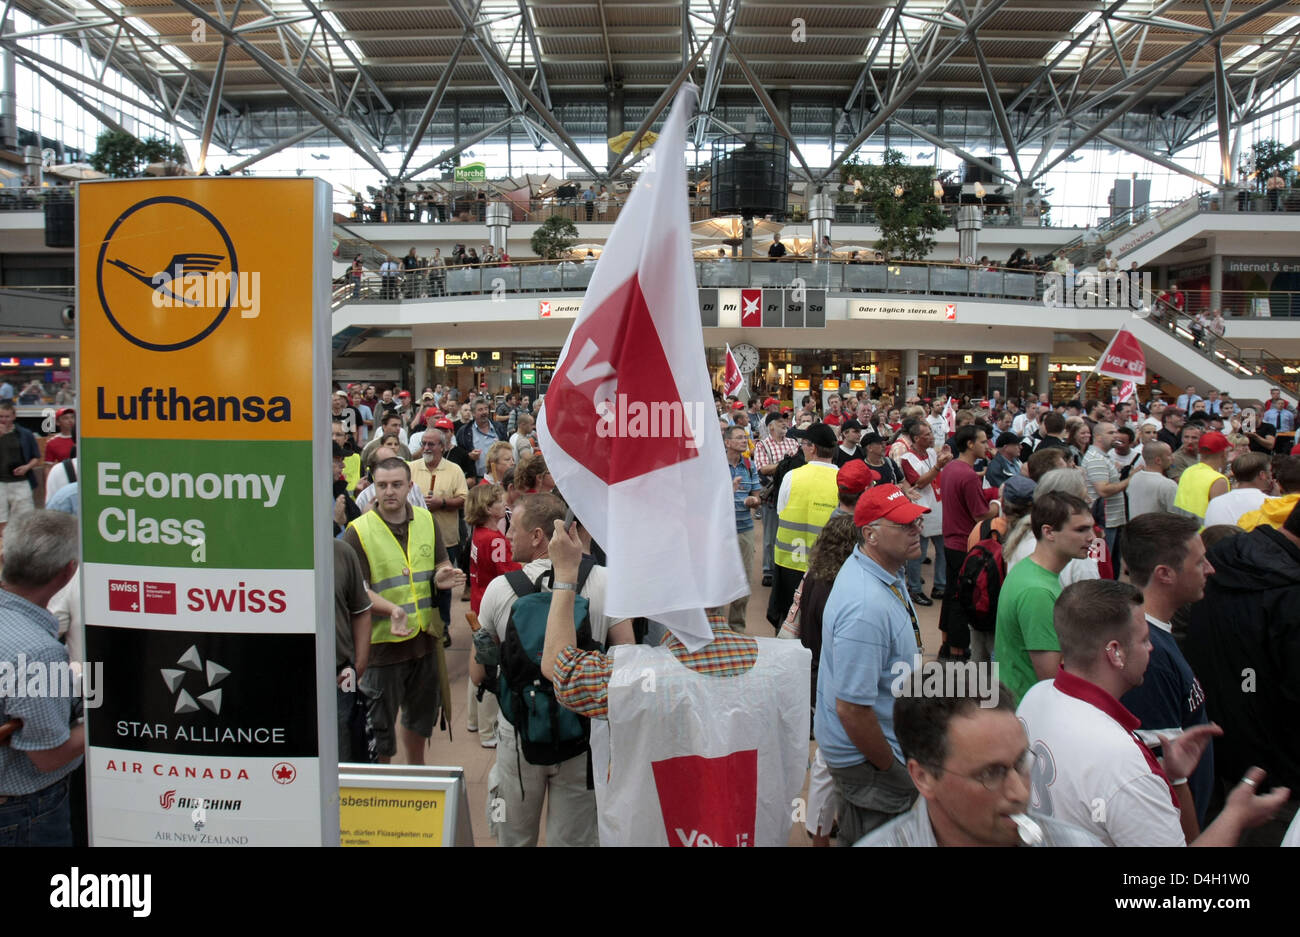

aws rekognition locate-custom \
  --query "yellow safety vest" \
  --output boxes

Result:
[1173,461,1227,520]
[350,507,438,644]
[343,452,362,493]
[774,462,840,572]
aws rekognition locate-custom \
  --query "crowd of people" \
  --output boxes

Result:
[722,380,1298,847]
[357,243,516,299]
[4,365,1300,849]
[350,182,618,225]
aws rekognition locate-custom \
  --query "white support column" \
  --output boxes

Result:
[1036,354,1051,398]
[902,349,919,401]
[413,348,428,395]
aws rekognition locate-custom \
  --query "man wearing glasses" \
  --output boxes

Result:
[857,683,1101,846]
[815,484,930,843]
[408,428,469,642]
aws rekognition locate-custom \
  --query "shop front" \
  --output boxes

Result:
[705,346,1044,407]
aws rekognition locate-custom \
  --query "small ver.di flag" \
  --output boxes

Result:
[1096,325,1147,383]
[722,344,744,398]
[537,86,745,650]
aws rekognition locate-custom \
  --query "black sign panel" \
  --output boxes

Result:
[697,288,719,327]
[85,625,319,758]
[762,289,784,327]
[805,290,826,327]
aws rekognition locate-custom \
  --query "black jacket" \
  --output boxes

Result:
[1184,525,1300,796]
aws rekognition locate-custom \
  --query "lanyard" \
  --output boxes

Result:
[885,582,924,652]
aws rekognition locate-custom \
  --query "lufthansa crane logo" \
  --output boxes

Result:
[96,196,239,352]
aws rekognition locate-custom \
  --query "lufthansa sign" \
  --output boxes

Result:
[78,178,336,848]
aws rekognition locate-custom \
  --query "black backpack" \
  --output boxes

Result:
[763,448,806,505]
[497,557,599,767]
[955,519,1005,633]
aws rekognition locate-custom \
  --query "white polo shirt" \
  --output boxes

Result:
[1202,487,1267,529]
[1017,670,1185,847]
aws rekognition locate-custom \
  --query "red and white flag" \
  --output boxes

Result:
[722,344,744,397]
[1096,325,1147,383]
[537,86,744,650]
[941,395,956,434]
[1118,380,1137,404]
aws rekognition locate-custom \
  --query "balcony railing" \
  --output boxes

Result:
[338,197,715,225]
[0,186,73,211]
[341,257,1049,302]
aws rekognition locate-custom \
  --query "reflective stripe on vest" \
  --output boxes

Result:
[351,507,438,643]
[1173,461,1226,519]
[773,463,839,571]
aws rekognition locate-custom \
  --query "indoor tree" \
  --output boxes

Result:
[530,214,579,259]
[855,148,949,260]
[89,130,186,178]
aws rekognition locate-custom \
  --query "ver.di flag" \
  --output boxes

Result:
[722,344,744,397]
[1095,325,1147,383]
[941,394,956,434]
[537,86,745,651]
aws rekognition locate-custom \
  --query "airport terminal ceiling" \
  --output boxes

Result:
[7,1,1300,182]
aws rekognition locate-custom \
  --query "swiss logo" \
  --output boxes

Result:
[108,579,177,614]
[108,579,140,612]
[143,581,177,615]
[546,274,699,485]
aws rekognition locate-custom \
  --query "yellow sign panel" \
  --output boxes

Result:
[78,179,318,440]
[339,786,447,846]
[822,379,840,391]
[793,379,810,391]
[981,354,1030,370]
[849,380,867,391]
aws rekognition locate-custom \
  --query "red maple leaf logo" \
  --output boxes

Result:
[272,763,297,784]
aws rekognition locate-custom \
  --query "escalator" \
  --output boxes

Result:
[1072,309,1296,407]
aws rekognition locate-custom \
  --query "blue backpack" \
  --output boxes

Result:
[498,557,599,767]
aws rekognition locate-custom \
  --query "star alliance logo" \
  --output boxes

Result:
[160,645,230,715]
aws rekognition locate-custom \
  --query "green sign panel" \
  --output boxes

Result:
[81,437,314,569]
[453,161,487,182]
[520,368,537,385]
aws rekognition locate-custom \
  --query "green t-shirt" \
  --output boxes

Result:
[994,558,1062,703]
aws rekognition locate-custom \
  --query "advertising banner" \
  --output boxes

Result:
[850,299,956,321]
[78,178,335,846]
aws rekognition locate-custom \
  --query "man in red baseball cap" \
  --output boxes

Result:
[835,460,880,518]
[42,407,76,466]
[1173,430,1231,520]
[816,484,931,842]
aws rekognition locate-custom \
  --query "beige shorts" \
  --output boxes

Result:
[0,481,33,523]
